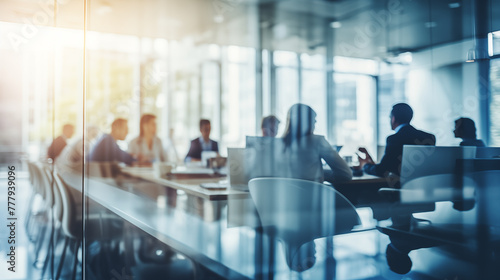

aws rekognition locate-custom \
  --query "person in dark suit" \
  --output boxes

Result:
[454,117,485,147]
[185,119,219,162]
[47,124,75,160]
[357,103,436,177]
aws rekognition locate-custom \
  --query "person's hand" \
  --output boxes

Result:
[357,147,375,167]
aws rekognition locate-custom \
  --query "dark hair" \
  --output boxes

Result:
[200,119,211,129]
[261,115,280,129]
[282,104,316,146]
[455,117,477,139]
[111,118,127,130]
[139,114,156,137]
[391,103,413,124]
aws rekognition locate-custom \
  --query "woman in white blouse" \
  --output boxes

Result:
[129,114,167,164]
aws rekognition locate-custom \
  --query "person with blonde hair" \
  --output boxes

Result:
[279,103,352,183]
[129,114,168,164]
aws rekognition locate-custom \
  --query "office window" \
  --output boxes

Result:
[274,50,298,67]
[491,59,500,146]
[333,73,377,157]
[200,61,221,140]
[86,32,141,142]
[301,70,327,136]
[334,56,378,76]
[490,31,500,56]
[301,53,325,70]
[276,67,299,127]
[221,46,256,151]
[262,49,271,116]
[377,63,409,145]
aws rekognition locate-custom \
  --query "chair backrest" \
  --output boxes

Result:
[400,146,476,203]
[400,145,477,185]
[47,167,64,224]
[475,147,500,158]
[26,161,35,186]
[33,162,51,203]
[54,173,79,239]
[248,177,361,269]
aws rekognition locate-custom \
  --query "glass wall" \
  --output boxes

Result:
[2,0,500,279]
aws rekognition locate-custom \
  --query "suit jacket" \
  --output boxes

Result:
[47,135,67,160]
[364,124,436,177]
[185,138,219,161]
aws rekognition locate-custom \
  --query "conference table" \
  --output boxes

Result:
[57,164,393,279]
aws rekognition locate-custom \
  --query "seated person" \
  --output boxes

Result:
[357,103,436,177]
[48,124,74,160]
[274,103,352,183]
[56,125,100,170]
[89,118,135,165]
[185,119,219,162]
[454,117,485,147]
[261,115,280,137]
[128,114,168,165]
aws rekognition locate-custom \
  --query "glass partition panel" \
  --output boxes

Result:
[4,0,500,279]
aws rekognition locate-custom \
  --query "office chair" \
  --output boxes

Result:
[378,146,500,276]
[248,177,361,272]
[25,161,46,242]
[53,169,125,280]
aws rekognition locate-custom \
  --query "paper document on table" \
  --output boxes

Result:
[172,167,214,175]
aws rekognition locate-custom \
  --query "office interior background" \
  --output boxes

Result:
[1,0,500,279]
[0,0,499,161]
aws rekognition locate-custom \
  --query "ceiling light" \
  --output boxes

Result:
[448,2,461,8]
[330,21,342,29]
